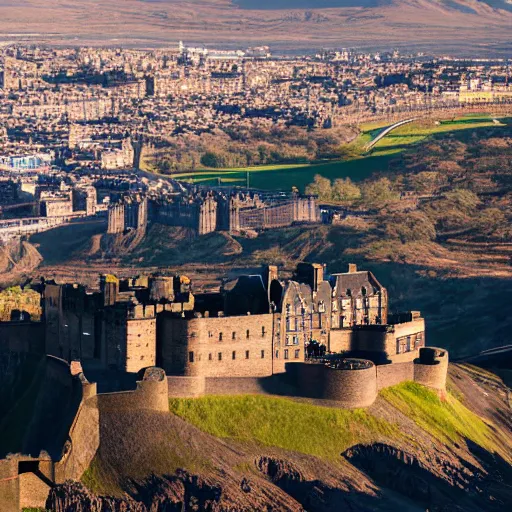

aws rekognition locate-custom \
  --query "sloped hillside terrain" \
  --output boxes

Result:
[0,1,511,55]
[47,364,512,511]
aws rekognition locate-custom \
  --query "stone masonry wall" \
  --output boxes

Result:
[126,316,157,373]
[159,314,274,378]
[0,459,19,512]
[414,347,448,391]
[18,472,50,510]
[54,387,99,483]
[167,376,206,398]
[376,362,414,390]
[98,368,168,413]
[292,362,378,408]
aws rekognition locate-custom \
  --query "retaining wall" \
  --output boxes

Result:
[164,348,449,407]
[168,375,205,397]
[205,376,276,395]
[54,383,99,483]
[376,362,414,390]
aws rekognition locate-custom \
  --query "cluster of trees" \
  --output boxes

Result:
[305,174,399,210]
[147,124,357,173]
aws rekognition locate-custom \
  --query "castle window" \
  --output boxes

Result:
[293,336,299,345]
[275,350,279,359]
[346,289,352,297]
[209,353,212,361]
[246,329,250,339]
[261,350,265,358]
[232,351,236,360]
[262,326,266,337]
[295,349,300,359]
[208,331,213,338]
[219,332,223,341]
[218,352,222,361]
[319,301,325,313]
[361,286,367,296]
[245,350,250,359]
[284,349,289,360]
[294,318,298,331]
[189,351,194,363]
[232,331,236,340]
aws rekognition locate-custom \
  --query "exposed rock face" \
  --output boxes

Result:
[343,443,510,511]
[47,481,146,512]
[48,472,224,512]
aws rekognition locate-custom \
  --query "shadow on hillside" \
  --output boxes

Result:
[30,217,107,266]
[343,441,509,512]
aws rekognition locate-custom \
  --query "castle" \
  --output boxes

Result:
[107,190,320,235]
[19,262,446,399]
[0,263,449,511]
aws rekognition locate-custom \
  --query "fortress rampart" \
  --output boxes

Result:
[166,348,449,408]
[97,367,169,413]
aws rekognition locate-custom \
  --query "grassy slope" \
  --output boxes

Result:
[169,381,506,463]
[169,115,503,192]
[380,382,496,453]
[169,395,399,462]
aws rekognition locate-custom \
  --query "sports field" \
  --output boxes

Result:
[170,115,507,192]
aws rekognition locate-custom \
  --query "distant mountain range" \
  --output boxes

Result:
[0,0,511,55]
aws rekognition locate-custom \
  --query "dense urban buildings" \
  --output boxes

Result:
[0,43,510,241]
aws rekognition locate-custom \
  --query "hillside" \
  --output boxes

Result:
[0,0,512,55]
[47,364,512,511]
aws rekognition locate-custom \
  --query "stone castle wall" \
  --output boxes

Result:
[0,358,99,512]
[159,313,274,378]
[0,322,45,354]
[0,459,19,512]
[376,361,415,390]
[413,347,448,391]
[167,375,206,397]
[291,361,378,408]
[97,367,168,413]
[165,348,449,408]
[125,312,157,374]
[54,382,99,484]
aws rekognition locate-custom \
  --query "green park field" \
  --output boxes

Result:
[168,115,507,192]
